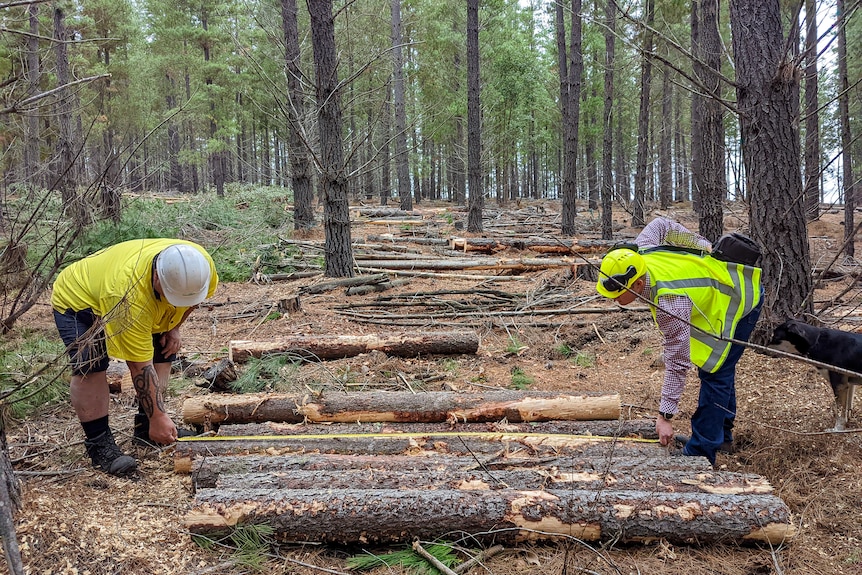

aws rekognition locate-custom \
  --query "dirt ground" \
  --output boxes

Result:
[4,203,862,575]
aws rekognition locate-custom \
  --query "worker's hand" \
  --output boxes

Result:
[160,328,182,357]
[148,411,178,445]
[656,416,674,446]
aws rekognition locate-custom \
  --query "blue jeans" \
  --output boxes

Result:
[683,293,764,465]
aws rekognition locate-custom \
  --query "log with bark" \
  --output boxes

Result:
[214,418,658,440]
[353,256,579,273]
[211,466,774,495]
[449,237,620,255]
[299,273,389,295]
[174,432,656,474]
[185,487,797,545]
[229,331,479,363]
[182,390,621,426]
[190,452,715,488]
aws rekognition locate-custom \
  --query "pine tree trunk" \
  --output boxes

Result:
[730,0,811,323]
[693,0,725,243]
[632,0,655,228]
[466,0,483,232]
[803,0,820,221]
[600,0,616,240]
[837,0,855,258]
[307,0,355,277]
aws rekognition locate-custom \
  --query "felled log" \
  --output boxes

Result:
[229,331,479,363]
[351,208,418,218]
[106,361,132,394]
[182,390,621,426]
[215,419,658,440]
[198,359,238,392]
[299,273,389,295]
[185,487,797,545]
[449,237,620,255]
[190,452,714,488]
[174,432,654,474]
[345,278,411,296]
[353,256,578,273]
[213,467,774,495]
[365,234,449,246]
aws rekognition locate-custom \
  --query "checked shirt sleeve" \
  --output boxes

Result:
[636,217,712,251]
[654,294,693,415]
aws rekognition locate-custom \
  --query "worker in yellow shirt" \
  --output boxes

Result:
[51,239,218,476]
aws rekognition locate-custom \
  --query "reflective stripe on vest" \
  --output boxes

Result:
[643,249,761,372]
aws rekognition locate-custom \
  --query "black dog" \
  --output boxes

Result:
[769,319,862,431]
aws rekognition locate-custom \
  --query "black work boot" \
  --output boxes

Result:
[133,412,150,446]
[84,429,137,476]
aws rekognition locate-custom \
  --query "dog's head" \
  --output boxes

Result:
[768,319,818,356]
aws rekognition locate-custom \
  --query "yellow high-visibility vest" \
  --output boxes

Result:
[642,248,762,372]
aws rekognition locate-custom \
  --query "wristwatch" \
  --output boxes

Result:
[658,411,674,420]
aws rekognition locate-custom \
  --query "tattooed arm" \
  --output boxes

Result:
[128,361,177,444]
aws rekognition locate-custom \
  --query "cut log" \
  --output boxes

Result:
[365,234,450,246]
[352,208,418,218]
[353,256,579,273]
[299,273,389,295]
[449,237,620,255]
[106,361,132,394]
[229,331,479,363]
[198,359,238,392]
[213,467,775,495]
[182,390,621,426]
[345,278,411,296]
[185,487,797,545]
[174,433,659,474]
[190,452,715,488]
[214,419,658,440]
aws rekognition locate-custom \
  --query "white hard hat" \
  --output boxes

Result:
[156,244,211,307]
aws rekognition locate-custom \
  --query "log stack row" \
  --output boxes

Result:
[179,390,797,546]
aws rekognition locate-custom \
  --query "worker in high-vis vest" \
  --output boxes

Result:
[52,239,218,476]
[595,217,763,467]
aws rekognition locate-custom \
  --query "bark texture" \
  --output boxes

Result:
[182,390,620,425]
[730,0,811,323]
[190,451,716,488]
[215,418,658,440]
[175,432,645,474]
[229,331,479,362]
[307,0,354,277]
[186,487,796,545]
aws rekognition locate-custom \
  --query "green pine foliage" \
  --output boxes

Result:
[0,332,69,419]
[347,543,462,575]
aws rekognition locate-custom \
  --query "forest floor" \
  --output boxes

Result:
[4,201,862,575]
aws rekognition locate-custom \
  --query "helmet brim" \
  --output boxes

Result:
[163,285,208,308]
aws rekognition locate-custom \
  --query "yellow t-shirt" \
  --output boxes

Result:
[51,239,218,362]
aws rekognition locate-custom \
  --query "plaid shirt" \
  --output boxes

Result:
[636,218,712,415]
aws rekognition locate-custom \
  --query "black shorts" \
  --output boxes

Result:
[53,308,177,376]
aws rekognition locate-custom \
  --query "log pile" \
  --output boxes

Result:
[180,390,797,546]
